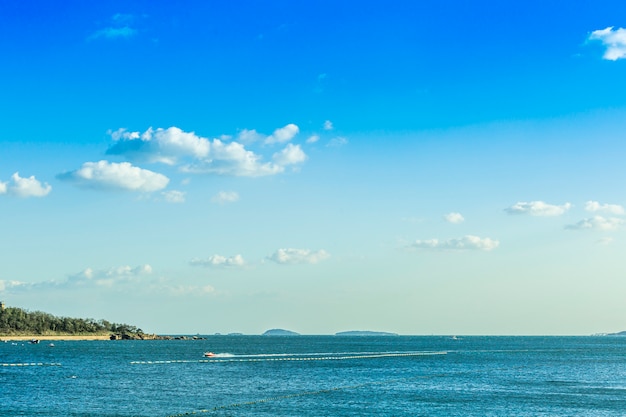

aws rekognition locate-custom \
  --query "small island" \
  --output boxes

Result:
[262,328,300,336]
[335,331,399,336]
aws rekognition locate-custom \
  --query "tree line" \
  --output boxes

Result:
[0,306,142,336]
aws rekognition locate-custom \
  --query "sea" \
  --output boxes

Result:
[1,335,625,416]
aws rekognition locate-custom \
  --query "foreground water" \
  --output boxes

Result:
[1,336,625,416]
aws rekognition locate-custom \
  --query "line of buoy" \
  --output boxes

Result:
[1,362,61,367]
[131,351,447,365]
[166,372,451,417]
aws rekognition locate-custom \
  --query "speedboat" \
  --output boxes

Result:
[203,352,215,357]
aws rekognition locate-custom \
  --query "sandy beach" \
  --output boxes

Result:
[1,335,112,341]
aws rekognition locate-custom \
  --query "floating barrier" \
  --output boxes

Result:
[131,350,447,365]
[1,362,61,367]
[165,371,451,417]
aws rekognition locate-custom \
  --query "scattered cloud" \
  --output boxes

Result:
[323,120,333,130]
[107,126,307,177]
[58,160,169,192]
[444,212,465,224]
[67,264,153,288]
[237,129,264,144]
[0,264,216,297]
[565,216,623,231]
[89,27,137,40]
[211,191,239,204]
[159,284,215,296]
[0,172,51,197]
[0,264,153,293]
[265,124,300,144]
[88,13,138,41]
[585,200,625,215]
[190,254,245,267]
[272,143,307,166]
[597,237,614,245]
[306,135,320,144]
[505,201,571,216]
[267,248,330,264]
[410,235,499,251]
[107,127,210,165]
[327,137,348,147]
[162,190,186,203]
[588,27,626,60]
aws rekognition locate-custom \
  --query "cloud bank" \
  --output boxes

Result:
[267,248,330,264]
[107,126,306,177]
[566,216,623,231]
[190,254,245,267]
[411,235,499,251]
[505,201,571,217]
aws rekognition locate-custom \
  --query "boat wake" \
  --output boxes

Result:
[130,350,447,365]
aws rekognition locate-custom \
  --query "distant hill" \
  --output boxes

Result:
[262,329,300,336]
[335,331,398,336]
[605,331,626,336]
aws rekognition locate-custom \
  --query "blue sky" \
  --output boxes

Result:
[2,1,626,335]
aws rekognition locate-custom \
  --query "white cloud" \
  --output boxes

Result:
[68,264,153,288]
[306,135,320,144]
[565,216,623,231]
[186,139,284,177]
[159,284,215,296]
[237,129,264,144]
[108,127,210,165]
[410,235,499,251]
[107,126,307,177]
[272,144,307,166]
[162,190,186,203]
[584,200,625,215]
[444,212,465,224]
[327,137,348,147]
[0,280,30,292]
[211,191,239,204]
[505,201,571,216]
[323,120,333,130]
[265,124,300,144]
[267,248,330,264]
[0,172,51,197]
[190,254,245,267]
[588,27,626,60]
[89,26,137,40]
[58,160,169,192]
[1,264,153,293]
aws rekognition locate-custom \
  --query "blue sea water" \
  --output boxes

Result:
[1,336,626,416]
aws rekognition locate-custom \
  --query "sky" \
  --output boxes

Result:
[2,1,626,335]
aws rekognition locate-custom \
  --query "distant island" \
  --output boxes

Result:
[605,331,626,336]
[262,328,300,336]
[335,331,399,336]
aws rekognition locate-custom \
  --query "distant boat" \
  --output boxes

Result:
[203,352,215,357]
[29,339,40,344]
[48,343,55,347]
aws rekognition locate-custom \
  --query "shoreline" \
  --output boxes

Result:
[1,335,113,341]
